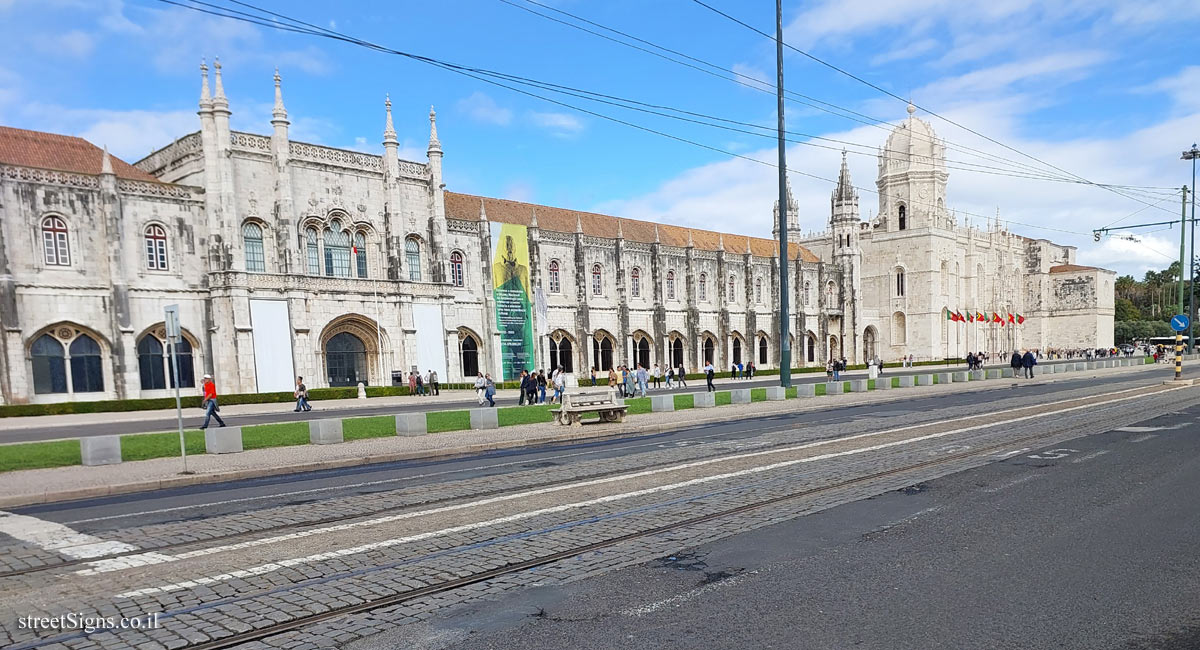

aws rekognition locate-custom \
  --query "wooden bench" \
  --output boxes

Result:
[550,389,628,426]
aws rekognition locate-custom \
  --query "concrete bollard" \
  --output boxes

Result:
[876,377,892,390]
[1086,361,1096,369]
[309,419,344,445]
[1047,364,1060,374]
[969,370,985,381]
[731,388,752,404]
[204,426,243,454]
[934,373,951,384]
[1001,368,1014,378]
[796,384,816,398]
[765,386,786,401]
[898,375,915,387]
[850,380,868,393]
[824,381,844,395]
[917,374,934,386]
[651,394,675,412]
[986,369,1001,379]
[952,371,969,382]
[1073,362,1085,372]
[80,435,122,466]
[469,408,498,429]
[395,413,427,436]
[357,381,367,399]
[694,392,716,408]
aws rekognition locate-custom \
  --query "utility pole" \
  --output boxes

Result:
[1178,185,1189,381]
[1184,144,1199,353]
[775,0,791,387]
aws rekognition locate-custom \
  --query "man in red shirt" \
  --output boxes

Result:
[200,374,226,429]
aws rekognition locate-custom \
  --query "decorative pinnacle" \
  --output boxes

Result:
[687,229,694,248]
[654,223,660,243]
[213,57,226,98]
[530,207,539,228]
[906,101,916,116]
[383,93,398,146]
[575,213,583,234]
[718,232,725,251]
[100,145,114,176]
[479,198,488,222]
[616,219,623,239]
[271,68,288,123]
[199,58,211,107]
[427,105,441,153]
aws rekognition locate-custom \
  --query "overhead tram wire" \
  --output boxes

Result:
[496,0,1103,186]
[161,0,1097,238]
[686,0,1182,215]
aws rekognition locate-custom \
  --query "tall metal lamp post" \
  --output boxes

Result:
[1185,143,1199,353]
[774,0,791,387]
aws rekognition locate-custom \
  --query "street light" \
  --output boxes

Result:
[1184,143,1199,353]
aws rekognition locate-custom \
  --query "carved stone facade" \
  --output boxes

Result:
[0,70,1113,405]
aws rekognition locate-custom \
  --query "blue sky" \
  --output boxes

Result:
[2,0,1199,277]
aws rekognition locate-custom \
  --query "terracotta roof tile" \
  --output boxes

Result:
[0,125,161,183]
[1049,264,1100,273]
[445,191,820,263]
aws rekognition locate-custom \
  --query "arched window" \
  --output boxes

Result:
[631,267,641,298]
[69,334,104,393]
[592,334,614,371]
[592,263,603,296]
[449,251,465,287]
[732,337,742,365]
[406,238,422,281]
[698,273,708,302]
[703,337,715,364]
[754,277,763,303]
[242,222,265,272]
[898,204,907,231]
[460,334,479,377]
[41,216,71,266]
[326,332,367,387]
[666,270,676,300]
[803,281,811,306]
[324,222,351,277]
[145,225,168,271]
[759,335,768,364]
[305,227,320,275]
[31,334,66,394]
[138,333,195,390]
[355,232,368,279]
[671,337,684,368]
[827,281,837,303]
[895,268,906,297]
[728,275,736,303]
[636,337,650,369]
[549,334,575,373]
[548,260,561,294]
[892,311,907,345]
[807,333,816,363]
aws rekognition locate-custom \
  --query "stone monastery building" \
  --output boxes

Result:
[0,62,1114,404]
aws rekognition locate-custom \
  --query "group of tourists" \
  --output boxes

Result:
[965,351,988,371]
[1009,350,1040,378]
[825,357,848,381]
[511,368,568,406]
[472,372,497,406]
[729,362,756,379]
[403,370,440,397]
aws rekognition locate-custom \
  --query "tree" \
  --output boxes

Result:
[1114,298,1142,321]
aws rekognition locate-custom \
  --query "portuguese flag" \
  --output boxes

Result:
[1017,314,1025,324]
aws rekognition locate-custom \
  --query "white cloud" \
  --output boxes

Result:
[503,181,534,203]
[870,38,938,66]
[731,62,770,85]
[66,108,198,160]
[1145,66,1200,113]
[456,92,512,126]
[35,29,94,58]
[529,111,584,137]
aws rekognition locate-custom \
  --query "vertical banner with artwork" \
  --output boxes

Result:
[490,223,534,381]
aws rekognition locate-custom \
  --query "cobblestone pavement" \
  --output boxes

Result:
[0,376,1194,650]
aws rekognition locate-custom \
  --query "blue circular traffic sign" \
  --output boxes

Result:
[1171,314,1190,332]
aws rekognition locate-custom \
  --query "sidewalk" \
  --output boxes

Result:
[0,359,1032,432]
[0,361,1167,508]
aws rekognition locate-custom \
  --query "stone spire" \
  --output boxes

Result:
[479,198,488,221]
[772,175,801,240]
[212,57,229,112]
[199,58,212,110]
[427,105,442,155]
[746,236,752,254]
[687,229,694,248]
[654,223,660,243]
[718,233,725,251]
[616,218,623,239]
[271,68,288,125]
[575,213,583,234]
[100,145,114,176]
[382,94,398,146]
[833,150,856,204]
[530,207,539,229]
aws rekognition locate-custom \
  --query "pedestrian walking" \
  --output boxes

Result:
[747,361,755,379]
[430,370,439,396]
[1010,350,1022,375]
[676,364,688,388]
[518,370,529,405]
[473,372,486,405]
[591,367,598,387]
[537,369,547,404]
[665,366,674,389]
[408,370,417,396]
[415,372,426,396]
[552,367,565,404]
[737,362,744,379]
[293,376,311,412]
[1021,349,1037,379]
[652,363,661,389]
[704,361,716,392]
[636,364,648,397]
[623,367,635,398]
[826,360,833,380]
[199,374,226,430]
[484,373,496,407]
[527,370,539,405]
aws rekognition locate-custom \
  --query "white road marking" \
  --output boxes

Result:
[995,447,1031,459]
[1128,433,1158,443]
[1028,448,1079,460]
[1115,424,1185,433]
[1070,449,1111,464]
[622,570,760,617]
[106,386,1166,596]
[0,511,138,559]
[982,474,1040,493]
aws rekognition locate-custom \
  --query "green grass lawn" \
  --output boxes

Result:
[674,393,695,409]
[0,439,81,472]
[498,405,556,426]
[343,415,397,441]
[427,410,471,433]
[242,422,310,450]
[751,388,766,401]
[121,430,205,461]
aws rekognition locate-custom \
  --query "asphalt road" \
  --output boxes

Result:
[370,400,1200,650]
[14,364,1172,529]
[1,359,1143,441]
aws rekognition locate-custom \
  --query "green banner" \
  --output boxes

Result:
[490,223,534,381]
